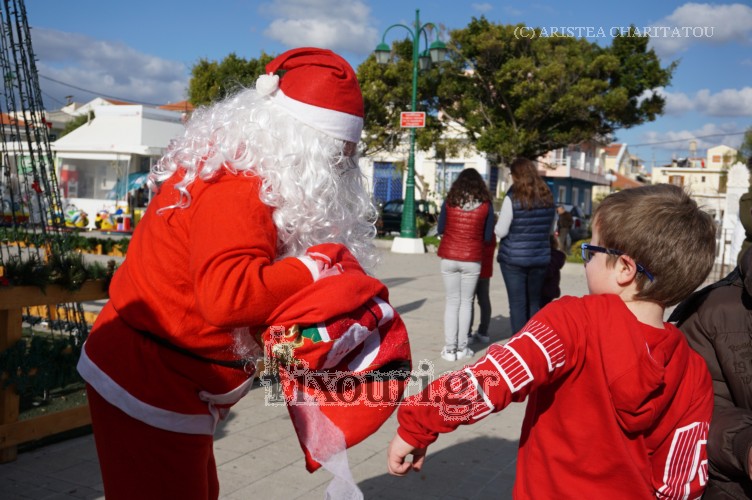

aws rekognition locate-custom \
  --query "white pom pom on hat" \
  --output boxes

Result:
[255,74,279,96]
[256,47,364,143]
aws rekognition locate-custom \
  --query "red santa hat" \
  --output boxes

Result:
[255,47,364,143]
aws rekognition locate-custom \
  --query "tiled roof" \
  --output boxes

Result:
[612,171,643,189]
[0,112,25,126]
[603,144,622,156]
[158,100,195,112]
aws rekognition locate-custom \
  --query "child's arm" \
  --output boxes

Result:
[392,300,581,465]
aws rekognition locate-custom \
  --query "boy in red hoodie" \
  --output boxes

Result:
[388,184,717,499]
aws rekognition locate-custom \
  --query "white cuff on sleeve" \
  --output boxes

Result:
[296,255,321,281]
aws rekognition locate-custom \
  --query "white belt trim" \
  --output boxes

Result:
[78,343,254,435]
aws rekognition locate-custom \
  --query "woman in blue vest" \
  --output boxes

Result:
[436,168,495,361]
[495,158,555,335]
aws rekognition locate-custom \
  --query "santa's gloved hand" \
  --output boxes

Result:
[296,243,362,281]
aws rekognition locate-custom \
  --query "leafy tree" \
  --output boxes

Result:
[358,18,675,164]
[738,126,752,165]
[59,111,94,138]
[358,39,464,157]
[189,52,275,106]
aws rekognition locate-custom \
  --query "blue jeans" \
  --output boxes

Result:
[441,259,481,352]
[499,261,547,335]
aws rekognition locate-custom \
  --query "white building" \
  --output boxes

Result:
[51,104,185,227]
[360,120,497,207]
[651,144,739,223]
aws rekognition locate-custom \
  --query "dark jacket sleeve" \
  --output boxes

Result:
[740,193,752,239]
[681,304,752,483]
[437,201,447,235]
[483,202,495,242]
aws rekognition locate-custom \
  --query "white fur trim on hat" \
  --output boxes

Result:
[270,89,363,143]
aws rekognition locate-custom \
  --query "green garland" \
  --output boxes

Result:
[0,228,120,404]
[2,251,116,291]
[0,228,120,290]
[0,329,83,408]
[0,227,130,256]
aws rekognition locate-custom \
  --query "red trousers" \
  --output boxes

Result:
[86,385,219,499]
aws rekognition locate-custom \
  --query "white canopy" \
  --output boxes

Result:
[52,104,185,157]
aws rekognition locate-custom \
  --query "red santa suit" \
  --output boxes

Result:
[79,170,313,429]
[77,170,317,498]
[79,169,410,498]
[397,294,713,499]
[78,46,394,500]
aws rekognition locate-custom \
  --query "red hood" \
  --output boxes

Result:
[597,296,686,434]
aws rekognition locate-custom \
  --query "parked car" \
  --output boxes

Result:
[557,204,590,242]
[376,199,439,236]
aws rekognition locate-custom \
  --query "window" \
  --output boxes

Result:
[572,187,580,207]
[436,163,464,195]
[583,188,591,215]
[701,176,706,183]
[373,162,402,204]
[668,175,684,186]
[712,155,721,163]
[488,165,500,195]
[557,186,567,204]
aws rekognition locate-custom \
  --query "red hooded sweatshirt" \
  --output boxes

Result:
[397,294,713,499]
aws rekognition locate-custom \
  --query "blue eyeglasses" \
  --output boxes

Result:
[580,243,655,282]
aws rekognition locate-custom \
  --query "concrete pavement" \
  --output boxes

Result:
[0,246,591,499]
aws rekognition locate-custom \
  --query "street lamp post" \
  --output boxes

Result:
[375,9,446,253]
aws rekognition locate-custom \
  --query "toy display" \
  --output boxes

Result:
[94,207,132,232]
[63,204,89,229]
[1,197,30,225]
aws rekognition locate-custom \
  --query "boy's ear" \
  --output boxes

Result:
[615,254,638,286]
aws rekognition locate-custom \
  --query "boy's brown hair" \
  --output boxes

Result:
[593,183,716,307]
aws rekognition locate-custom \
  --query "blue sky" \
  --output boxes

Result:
[24,0,752,166]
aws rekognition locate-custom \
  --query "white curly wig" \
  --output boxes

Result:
[149,87,378,270]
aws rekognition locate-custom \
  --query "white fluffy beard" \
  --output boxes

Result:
[266,154,378,271]
[152,87,378,272]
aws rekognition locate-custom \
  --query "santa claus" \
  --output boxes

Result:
[78,47,410,500]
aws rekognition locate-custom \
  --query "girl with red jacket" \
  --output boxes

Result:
[436,168,495,361]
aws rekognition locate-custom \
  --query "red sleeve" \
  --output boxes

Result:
[398,297,583,448]
[651,355,713,499]
[188,178,314,328]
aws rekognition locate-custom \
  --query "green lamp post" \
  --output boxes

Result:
[374,9,446,252]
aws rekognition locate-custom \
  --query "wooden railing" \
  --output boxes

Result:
[0,281,107,462]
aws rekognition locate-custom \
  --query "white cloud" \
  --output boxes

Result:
[503,6,523,17]
[648,3,752,58]
[260,0,377,55]
[31,27,188,107]
[657,88,696,115]
[655,87,752,117]
[639,122,744,153]
[697,87,752,116]
[472,3,494,14]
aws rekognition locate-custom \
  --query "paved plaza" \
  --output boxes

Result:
[0,245,591,499]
